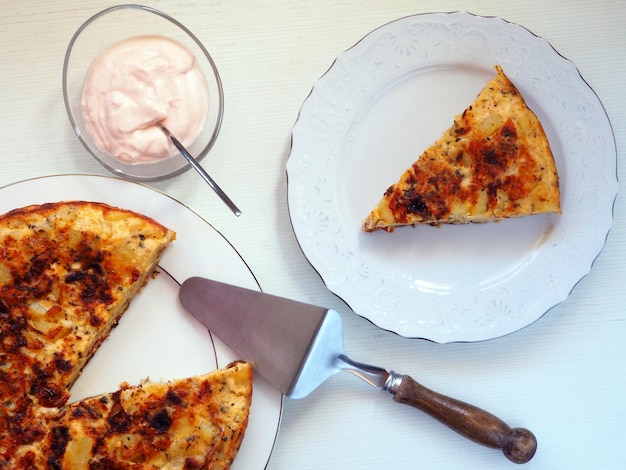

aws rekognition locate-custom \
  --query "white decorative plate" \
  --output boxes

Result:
[0,174,282,470]
[286,12,617,342]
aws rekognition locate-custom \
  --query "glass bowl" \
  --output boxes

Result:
[63,4,224,182]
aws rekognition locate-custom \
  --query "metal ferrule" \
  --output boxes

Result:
[382,371,403,396]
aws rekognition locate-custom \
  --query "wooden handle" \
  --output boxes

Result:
[392,375,537,464]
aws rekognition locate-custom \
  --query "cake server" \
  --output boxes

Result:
[178,276,537,464]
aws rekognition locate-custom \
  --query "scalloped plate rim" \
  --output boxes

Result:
[286,11,618,342]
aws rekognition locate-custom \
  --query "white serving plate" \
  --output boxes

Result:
[287,12,617,342]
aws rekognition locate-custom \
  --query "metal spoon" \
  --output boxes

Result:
[159,124,241,217]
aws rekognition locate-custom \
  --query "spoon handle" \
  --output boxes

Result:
[161,124,241,216]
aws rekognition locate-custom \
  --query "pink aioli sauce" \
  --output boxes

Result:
[81,36,209,163]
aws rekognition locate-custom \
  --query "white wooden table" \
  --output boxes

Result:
[2,1,625,468]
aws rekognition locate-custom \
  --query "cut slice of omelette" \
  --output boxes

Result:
[362,65,561,232]
[9,362,253,470]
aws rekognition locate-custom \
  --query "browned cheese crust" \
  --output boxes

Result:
[362,65,561,232]
[10,362,253,470]
[0,201,177,465]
